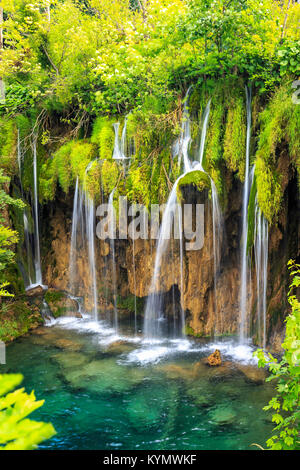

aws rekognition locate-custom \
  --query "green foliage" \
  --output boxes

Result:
[0,170,25,297]
[0,119,17,176]
[0,373,56,450]
[0,300,43,342]
[278,40,300,77]
[254,260,300,450]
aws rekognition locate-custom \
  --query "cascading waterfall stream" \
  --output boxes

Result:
[85,193,98,322]
[144,89,195,340]
[132,236,138,335]
[32,135,43,287]
[17,129,34,287]
[113,120,128,160]
[239,86,252,343]
[254,198,268,348]
[144,93,221,341]
[69,173,98,321]
[108,189,118,332]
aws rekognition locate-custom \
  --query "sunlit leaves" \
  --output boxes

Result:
[254,260,300,450]
[0,374,56,450]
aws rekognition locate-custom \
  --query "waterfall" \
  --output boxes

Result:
[132,236,137,334]
[17,130,34,287]
[144,180,183,340]
[239,86,252,343]
[69,176,98,320]
[144,89,195,340]
[175,87,192,171]
[211,179,223,333]
[197,100,211,170]
[254,199,268,348]
[113,121,127,160]
[108,189,118,332]
[85,193,98,322]
[32,135,43,286]
[144,92,214,341]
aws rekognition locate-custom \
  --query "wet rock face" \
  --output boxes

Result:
[41,167,297,349]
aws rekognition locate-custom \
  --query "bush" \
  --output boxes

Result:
[254,260,300,450]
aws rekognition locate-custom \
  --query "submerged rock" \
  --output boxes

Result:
[52,351,90,369]
[105,340,136,356]
[236,364,267,385]
[205,349,222,366]
[186,383,214,408]
[54,338,83,351]
[209,405,237,426]
[63,358,145,394]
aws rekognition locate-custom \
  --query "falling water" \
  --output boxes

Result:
[144,95,219,341]
[69,176,98,320]
[174,87,192,171]
[239,86,252,343]
[32,135,43,286]
[211,179,223,332]
[113,121,127,160]
[132,236,138,334]
[144,180,182,340]
[254,199,268,348]
[197,100,211,170]
[108,189,118,332]
[85,194,98,322]
[16,130,34,287]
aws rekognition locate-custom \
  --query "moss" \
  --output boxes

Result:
[255,157,282,224]
[223,95,246,181]
[177,170,210,200]
[126,162,152,206]
[254,82,300,222]
[117,294,143,314]
[52,141,73,194]
[91,116,115,160]
[185,324,203,338]
[44,290,64,304]
[100,159,120,197]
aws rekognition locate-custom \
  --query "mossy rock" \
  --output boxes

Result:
[177,170,210,200]
[44,289,79,318]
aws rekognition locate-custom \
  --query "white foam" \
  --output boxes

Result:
[125,346,170,364]
[197,339,258,365]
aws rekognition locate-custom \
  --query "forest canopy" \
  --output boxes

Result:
[0,0,299,121]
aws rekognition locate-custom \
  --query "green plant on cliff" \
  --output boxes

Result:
[0,373,56,450]
[254,260,300,450]
[0,170,24,298]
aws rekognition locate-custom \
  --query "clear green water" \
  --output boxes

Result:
[0,317,274,450]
